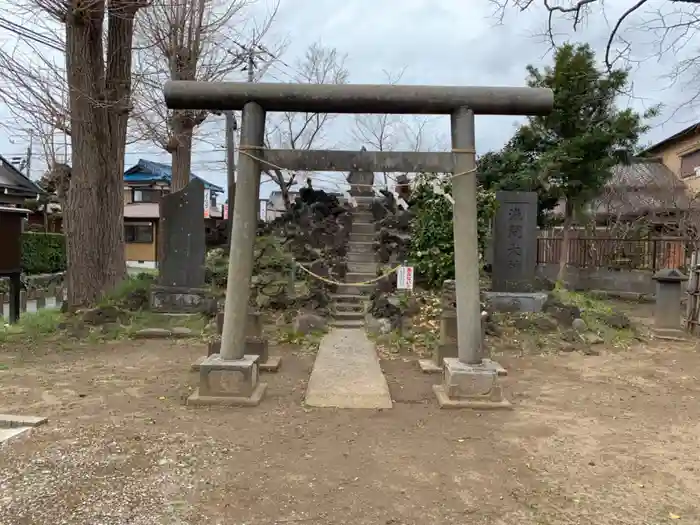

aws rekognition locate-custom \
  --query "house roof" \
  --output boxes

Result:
[642,122,700,155]
[124,159,224,193]
[0,154,44,197]
[590,159,697,217]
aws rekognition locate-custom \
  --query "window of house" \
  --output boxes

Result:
[210,193,217,208]
[125,224,153,243]
[132,189,161,203]
[680,149,700,178]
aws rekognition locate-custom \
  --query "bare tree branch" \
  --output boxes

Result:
[491,0,700,113]
[130,0,280,189]
[264,42,349,209]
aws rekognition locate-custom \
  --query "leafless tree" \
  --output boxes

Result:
[351,68,440,191]
[131,0,280,191]
[491,0,700,112]
[0,0,149,306]
[263,42,349,210]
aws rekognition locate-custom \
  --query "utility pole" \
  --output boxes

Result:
[225,47,257,244]
[25,131,32,180]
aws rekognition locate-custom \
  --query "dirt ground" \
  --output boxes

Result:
[1,311,699,524]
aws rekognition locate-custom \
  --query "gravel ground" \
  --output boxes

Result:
[0,332,699,524]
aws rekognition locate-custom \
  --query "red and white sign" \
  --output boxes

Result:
[223,204,228,220]
[397,266,414,290]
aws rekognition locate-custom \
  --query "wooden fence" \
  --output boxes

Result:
[536,237,690,271]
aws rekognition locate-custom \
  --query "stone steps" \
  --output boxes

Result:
[336,284,373,296]
[333,310,365,321]
[333,301,367,313]
[349,233,374,243]
[346,261,378,274]
[330,293,367,303]
[351,222,375,235]
[353,212,373,223]
[346,251,376,263]
[330,318,365,329]
[329,199,378,329]
[347,241,374,254]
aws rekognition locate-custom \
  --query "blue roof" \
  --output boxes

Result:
[124,159,224,192]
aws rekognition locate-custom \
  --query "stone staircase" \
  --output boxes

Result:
[331,196,377,328]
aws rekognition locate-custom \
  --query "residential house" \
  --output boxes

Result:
[123,159,224,269]
[0,154,44,206]
[0,155,44,282]
[642,122,700,193]
[264,190,299,221]
[543,158,697,270]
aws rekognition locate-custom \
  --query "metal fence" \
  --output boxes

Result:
[536,236,692,271]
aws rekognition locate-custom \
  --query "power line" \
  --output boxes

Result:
[0,16,63,51]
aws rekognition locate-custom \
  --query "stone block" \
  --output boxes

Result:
[433,358,511,409]
[245,336,269,363]
[188,354,266,407]
[246,311,263,338]
[418,359,441,374]
[208,340,220,356]
[440,310,458,343]
[434,342,458,366]
[483,291,547,313]
[150,285,210,314]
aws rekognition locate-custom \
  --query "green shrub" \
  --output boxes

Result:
[100,273,156,311]
[205,248,229,288]
[21,233,67,274]
[409,173,496,289]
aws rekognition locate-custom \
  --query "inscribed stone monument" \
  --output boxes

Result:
[491,191,538,293]
[150,178,209,312]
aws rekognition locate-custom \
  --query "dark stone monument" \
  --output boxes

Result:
[150,179,210,313]
[491,191,538,293]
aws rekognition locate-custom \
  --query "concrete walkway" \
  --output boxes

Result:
[305,328,392,409]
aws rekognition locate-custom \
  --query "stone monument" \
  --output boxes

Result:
[347,147,374,197]
[485,191,546,312]
[150,179,210,313]
[652,268,689,340]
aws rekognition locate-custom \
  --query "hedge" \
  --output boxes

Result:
[21,232,67,275]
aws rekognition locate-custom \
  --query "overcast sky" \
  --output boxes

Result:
[0,0,698,199]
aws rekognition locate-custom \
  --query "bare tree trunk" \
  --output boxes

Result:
[170,117,194,191]
[64,0,134,308]
[556,200,574,284]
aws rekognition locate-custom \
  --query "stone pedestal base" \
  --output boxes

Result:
[191,337,282,372]
[433,358,512,409]
[150,285,211,314]
[187,354,267,407]
[654,327,689,342]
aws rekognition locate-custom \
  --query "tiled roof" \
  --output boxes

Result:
[591,160,696,217]
[0,154,44,196]
[124,159,224,192]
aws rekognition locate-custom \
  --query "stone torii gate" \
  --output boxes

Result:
[165,81,553,408]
